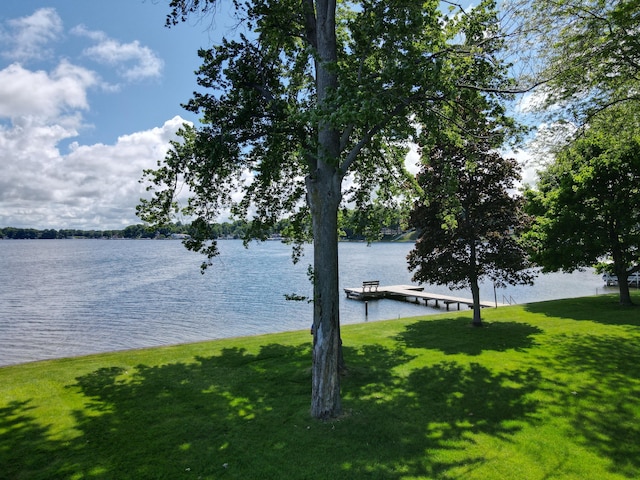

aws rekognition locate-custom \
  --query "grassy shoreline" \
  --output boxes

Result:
[2,293,639,479]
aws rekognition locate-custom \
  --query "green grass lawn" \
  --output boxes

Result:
[1,293,640,479]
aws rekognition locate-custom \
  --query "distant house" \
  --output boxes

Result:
[170,233,191,240]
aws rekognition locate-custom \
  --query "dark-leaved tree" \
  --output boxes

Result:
[408,97,535,326]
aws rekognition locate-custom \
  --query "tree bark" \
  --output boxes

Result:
[306,0,344,419]
[470,278,483,326]
[611,236,634,306]
[469,242,483,326]
[307,170,343,419]
[614,264,634,306]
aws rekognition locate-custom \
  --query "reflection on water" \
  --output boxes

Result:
[0,239,609,366]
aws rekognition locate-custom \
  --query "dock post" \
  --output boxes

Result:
[365,301,368,317]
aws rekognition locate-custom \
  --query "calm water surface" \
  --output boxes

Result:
[0,239,609,366]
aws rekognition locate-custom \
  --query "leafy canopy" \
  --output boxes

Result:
[139,0,516,264]
[141,0,521,418]
[511,0,640,121]
[408,94,533,292]
[523,104,640,304]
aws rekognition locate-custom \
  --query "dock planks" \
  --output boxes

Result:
[344,284,505,310]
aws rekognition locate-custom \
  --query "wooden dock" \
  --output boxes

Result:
[344,284,505,310]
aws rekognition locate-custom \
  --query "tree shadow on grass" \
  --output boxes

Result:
[0,399,70,479]
[1,342,542,479]
[341,345,542,478]
[396,317,542,355]
[68,344,315,479]
[542,333,640,477]
[524,295,640,326]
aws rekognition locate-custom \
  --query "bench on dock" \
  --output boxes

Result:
[362,280,380,292]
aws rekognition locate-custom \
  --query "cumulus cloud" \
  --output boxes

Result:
[1,8,63,62]
[0,116,188,229]
[0,61,98,123]
[0,7,181,229]
[404,144,421,175]
[0,58,100,220]
[72,24,164,82]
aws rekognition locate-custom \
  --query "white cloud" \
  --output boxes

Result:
[404,144,421,175]
[72,25,164,82]
[515,86,567,115]
[501,148,537,188]
[0,61,98,123]
[69,24,106,42]
[0,116,188,229]
[2,8,63,62]
[516,90,546,114]
[0,8,180,230]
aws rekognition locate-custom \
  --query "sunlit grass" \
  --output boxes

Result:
[1,292,639,479]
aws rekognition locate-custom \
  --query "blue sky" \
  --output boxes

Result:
[0,1,234,229]
[0,1,536,231]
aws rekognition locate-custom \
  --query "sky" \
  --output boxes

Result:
[0,1,233,230]
[0,1,536,231]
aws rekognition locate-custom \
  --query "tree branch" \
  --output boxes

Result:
[301,0,317,50]
[583,95,640,125]
[339,99,414,175]
[339,124,354,152]
[454,80,543,95]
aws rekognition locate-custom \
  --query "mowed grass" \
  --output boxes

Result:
[1,293,640,479]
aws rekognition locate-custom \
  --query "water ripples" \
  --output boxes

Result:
[0,239,607,366]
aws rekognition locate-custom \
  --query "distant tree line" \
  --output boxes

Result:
[0,227,126,240]
[0,222,248,240]
[0,209,411,241]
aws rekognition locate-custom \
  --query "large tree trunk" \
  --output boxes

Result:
[306,0,344,419]
[615,264,634,306]
[307,171,342,419]
[618,278,633,306]
[470,278,483,326]
[611,240,634,306]
[469,242,483,326]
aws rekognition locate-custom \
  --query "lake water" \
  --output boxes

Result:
[0,239,610,366]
